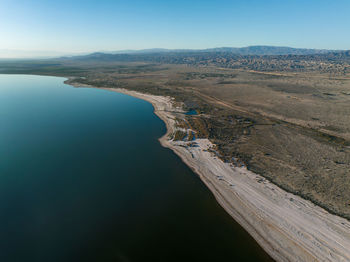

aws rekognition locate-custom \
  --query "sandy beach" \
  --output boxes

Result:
[70,81,350,262]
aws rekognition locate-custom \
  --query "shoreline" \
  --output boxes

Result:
[68,80,350,262]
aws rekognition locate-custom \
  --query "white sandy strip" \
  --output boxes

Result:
[94,86,350,262]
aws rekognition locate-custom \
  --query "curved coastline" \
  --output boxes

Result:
[67,80,350,262]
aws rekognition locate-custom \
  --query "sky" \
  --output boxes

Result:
[0,0,349,57]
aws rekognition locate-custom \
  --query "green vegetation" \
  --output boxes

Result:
[187,131,194,141]
[173,130,187,141]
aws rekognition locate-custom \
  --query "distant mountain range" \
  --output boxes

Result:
[62,46,349,65]
[98,46,340,56]
[2,46,347,59]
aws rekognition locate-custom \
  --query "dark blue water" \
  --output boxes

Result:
[0,75,273,262]
[185,109,198,115]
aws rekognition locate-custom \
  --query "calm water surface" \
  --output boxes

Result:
[0,75,273,262]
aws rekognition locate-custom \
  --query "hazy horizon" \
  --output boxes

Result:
[1,0,350,58]
[0,44,348,59]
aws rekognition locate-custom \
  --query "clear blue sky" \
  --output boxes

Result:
[1,0,349,57]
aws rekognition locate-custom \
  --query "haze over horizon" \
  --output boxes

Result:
[0,45,346,59]
[1,0,350,58]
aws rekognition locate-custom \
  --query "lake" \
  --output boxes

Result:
[0,75,273,262]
